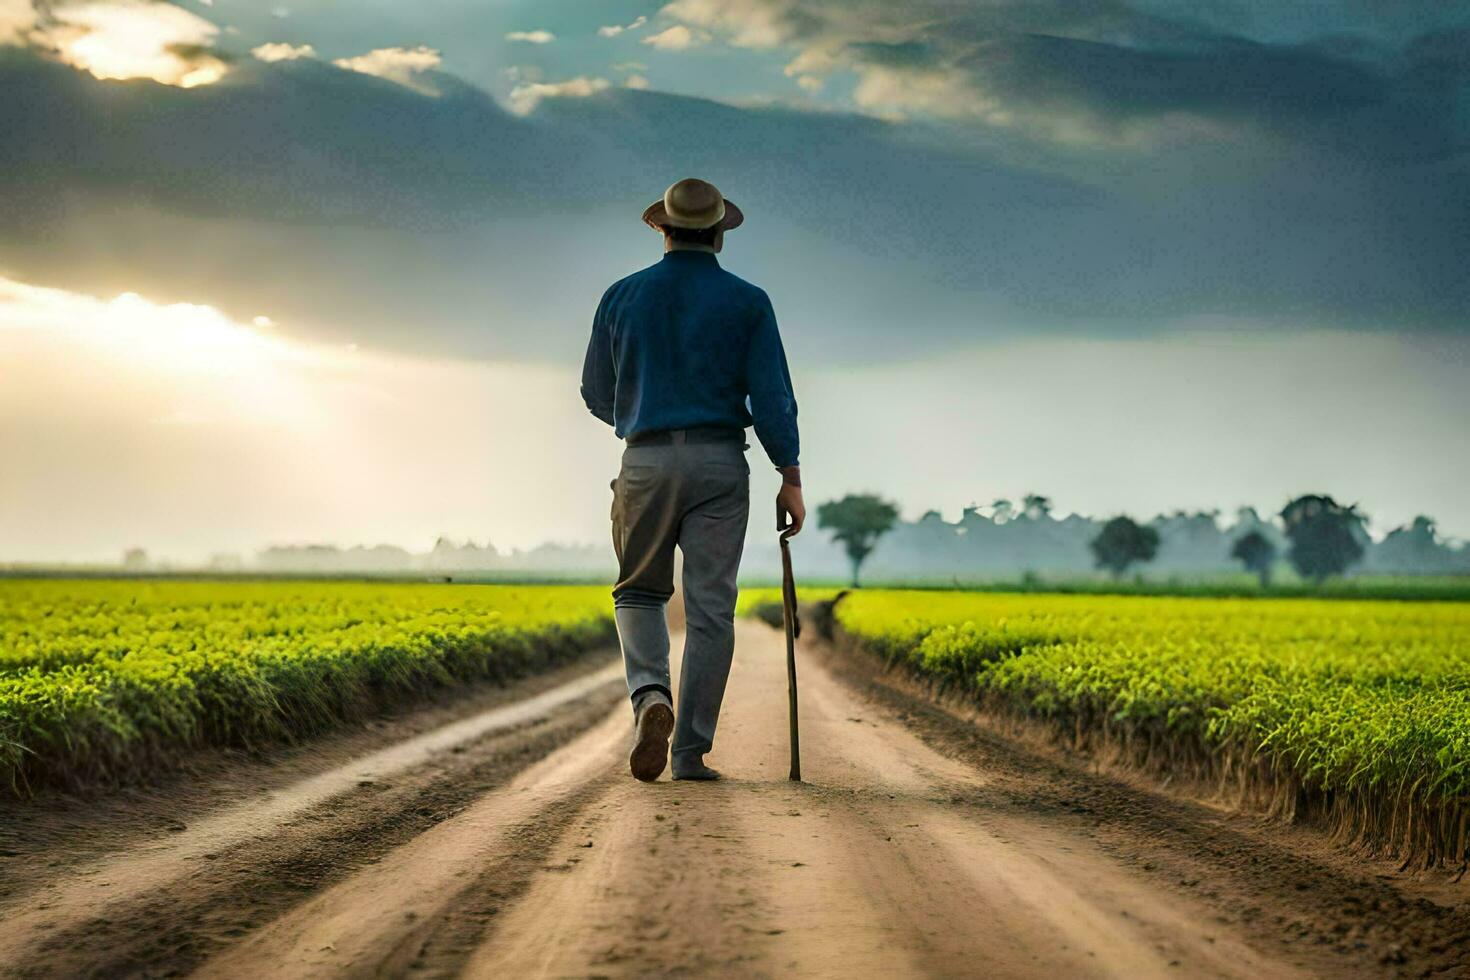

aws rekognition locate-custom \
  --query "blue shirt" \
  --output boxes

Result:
[581,249,800,467]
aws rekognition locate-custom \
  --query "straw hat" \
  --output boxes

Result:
[641,177,744,232]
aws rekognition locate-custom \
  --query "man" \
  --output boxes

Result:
[581,177,804,782]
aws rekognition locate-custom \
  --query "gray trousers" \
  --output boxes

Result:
[610,436,750,770]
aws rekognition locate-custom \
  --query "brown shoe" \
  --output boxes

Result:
[629,702,675,782]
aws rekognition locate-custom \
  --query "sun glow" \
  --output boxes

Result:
[48,1,227,88]
[0,276,327,427]
[0,273,616,563]
[97,291,314,373]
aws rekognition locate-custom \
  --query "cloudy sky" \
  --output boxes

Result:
[1,0,1467,562]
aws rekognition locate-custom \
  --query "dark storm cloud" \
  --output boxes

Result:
[0,47,1112,359]
[667,1,1468,149]
[949,30,1468,161]
[973,34,1384,125]
[0,0,1467,363]
[842,40,936,69]
[0,52,561,223]
[1127,0,1468,48]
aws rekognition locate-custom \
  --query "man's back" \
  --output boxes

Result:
[581,249,799,469]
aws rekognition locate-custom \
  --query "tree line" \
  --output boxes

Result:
[816,493,1451,588]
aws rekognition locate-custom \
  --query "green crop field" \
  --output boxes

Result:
[834,590,1470,870]
[0,579,615,791]
[734,586,843,618]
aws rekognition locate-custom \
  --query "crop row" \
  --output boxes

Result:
[0,579,615,791]
[834,590,1470,871]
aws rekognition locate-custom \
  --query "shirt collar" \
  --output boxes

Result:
[661,249,720,265]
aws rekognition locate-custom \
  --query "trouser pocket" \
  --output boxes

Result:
[611,457,679,604]
[610,476,625,564]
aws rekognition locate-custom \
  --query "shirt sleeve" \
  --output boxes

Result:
[580,290,616,427]
[745,290,800,467]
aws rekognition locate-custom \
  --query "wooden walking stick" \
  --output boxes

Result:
[779,527,801,781]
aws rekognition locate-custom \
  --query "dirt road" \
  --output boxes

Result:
[2,621,1466,978]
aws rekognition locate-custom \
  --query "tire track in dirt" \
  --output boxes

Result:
[0,661,625,979]
[457,621,1295,980]
[194,709,628,977]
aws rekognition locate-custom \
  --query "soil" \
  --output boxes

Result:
[1,622,1466,979]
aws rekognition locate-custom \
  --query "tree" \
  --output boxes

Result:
[816,494,900,587]
[1089,516,1159,579]
[1230,531,1277,587]
[1383,516,1438,564]
[1235,505,1262,527]
[1280,494,1365,583]
[1373,515,1452,574]
[1022,494,1052,520]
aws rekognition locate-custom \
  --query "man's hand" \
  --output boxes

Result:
[776,467,805,535]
